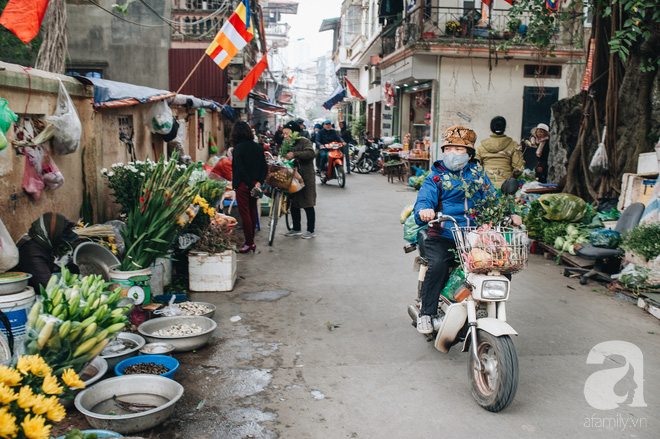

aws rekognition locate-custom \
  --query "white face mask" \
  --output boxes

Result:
[443,152,470,171]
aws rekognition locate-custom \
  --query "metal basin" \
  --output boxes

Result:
[137,316,216,352]
[100,332,145,371]
[0,273,32,295]
[73,242,120,282]
[60,356,108,409]
[139,342,175,356]
[74,374,184,434]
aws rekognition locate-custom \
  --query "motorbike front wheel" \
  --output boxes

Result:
[467,330,518,412]
[335,164,346,188]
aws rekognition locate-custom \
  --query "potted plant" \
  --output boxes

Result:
[445,20,460,37]
[188,215,241,292]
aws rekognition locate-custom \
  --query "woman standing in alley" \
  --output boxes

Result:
[232,121,268,253]
[282,120,317,239]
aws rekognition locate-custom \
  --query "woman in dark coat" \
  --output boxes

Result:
[282,121,317,239]
[231,121,268,253]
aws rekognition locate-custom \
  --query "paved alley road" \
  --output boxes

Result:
[166,172,660,439]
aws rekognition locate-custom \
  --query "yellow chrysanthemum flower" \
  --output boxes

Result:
[0,365,22,386]
[30,394,51,416]
[16,356,33,375]
[0,406,17,438]
[61,369,85,389]
[20,414,51,439]
[41,374,64,395]
[16,355,51,378]
[0,382,18,404]
[45,397,66,423]
[17,385,36,409]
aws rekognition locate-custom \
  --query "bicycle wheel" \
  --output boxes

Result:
[268,190,281,246]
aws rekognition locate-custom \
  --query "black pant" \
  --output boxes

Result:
[421,236,457,316]
[291,206,315,233]
[342,144,350,173]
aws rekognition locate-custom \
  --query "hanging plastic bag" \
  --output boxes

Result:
[41,151,64,190]
[539,193,588,222]
[400,205,414,224]
[403,213,427,243]
[0,219,19,272]
[22,147,45,200]
[0,98,18,134]
[45,79,82,155]
[286,169,305,194]
[589,143,609,175]
[146,100,173,135]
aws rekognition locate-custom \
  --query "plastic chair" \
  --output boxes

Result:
[563,203,645,284]
[222,199,260,231]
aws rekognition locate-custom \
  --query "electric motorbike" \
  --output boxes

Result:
[404,193,528,412]
[319,142,346,188]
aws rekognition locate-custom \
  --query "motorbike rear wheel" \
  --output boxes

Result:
[357,157,374,174]
[335,164,346,188]
[467,330,518,412]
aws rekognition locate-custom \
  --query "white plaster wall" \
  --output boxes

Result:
[437,57,567,146]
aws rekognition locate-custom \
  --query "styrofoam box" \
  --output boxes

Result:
[188,251,237,292]
[637,152,659,176]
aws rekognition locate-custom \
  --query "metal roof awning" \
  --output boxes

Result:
[319,17,340,32]
[249,92,291,116]
[73,76,174,109]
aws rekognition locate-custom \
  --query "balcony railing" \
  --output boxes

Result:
[381,6,583,57]
[265,23,291,38]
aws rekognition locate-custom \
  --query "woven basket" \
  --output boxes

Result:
[266,164,294,189]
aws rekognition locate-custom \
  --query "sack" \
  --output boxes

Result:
[0,98,18,134]
[589,143,609,175]
[41,151,64,190]
[0,219,19,272]
[539,193,588,222]
[286,169,305,193]
[403,213,427,243]
[146,100,173,135]
[45,79,82,155]
[22,148,44,200]
[266,163,294,189]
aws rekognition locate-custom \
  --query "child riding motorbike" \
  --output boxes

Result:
[413,125,521,334]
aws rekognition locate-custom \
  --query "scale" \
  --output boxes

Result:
[126,275,151,306]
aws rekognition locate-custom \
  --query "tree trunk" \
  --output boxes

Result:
[35,0,67,74]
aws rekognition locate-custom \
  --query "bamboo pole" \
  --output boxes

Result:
[176,52,207,94]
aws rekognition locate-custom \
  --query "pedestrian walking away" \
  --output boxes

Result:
[475,116,524,186]
[282,120,317,239]
[231,121,268,253]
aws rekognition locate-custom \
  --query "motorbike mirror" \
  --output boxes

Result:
[500,177,519,196]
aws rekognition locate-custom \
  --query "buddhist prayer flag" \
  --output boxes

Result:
[0,0,51,44]
[288,75,295,85]
[205,0,253,69]
[233,52,269,101]
[345,78,364,100]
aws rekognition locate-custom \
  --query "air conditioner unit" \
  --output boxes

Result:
[369,66,381,85]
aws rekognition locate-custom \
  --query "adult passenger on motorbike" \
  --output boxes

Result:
[315,120,345,173]
[413,125,521,334]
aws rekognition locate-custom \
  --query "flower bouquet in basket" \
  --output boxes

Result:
[0,354,85,439]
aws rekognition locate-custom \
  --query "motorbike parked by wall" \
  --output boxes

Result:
[404,183,528,412]
[353,137,382,174]
[319,142,346,188]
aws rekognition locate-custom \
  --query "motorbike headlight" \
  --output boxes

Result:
[482,280,508,299]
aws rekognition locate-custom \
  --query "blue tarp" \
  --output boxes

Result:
[72,75,174,108]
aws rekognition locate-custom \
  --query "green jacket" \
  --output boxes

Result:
[475,134,524,186]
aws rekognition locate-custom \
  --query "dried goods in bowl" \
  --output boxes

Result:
[137,316,216,352]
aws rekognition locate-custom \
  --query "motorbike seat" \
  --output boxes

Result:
[417,228,429,259]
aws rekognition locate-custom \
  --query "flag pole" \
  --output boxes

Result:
[176,52,207,94]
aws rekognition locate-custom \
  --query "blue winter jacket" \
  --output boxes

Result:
[315,128,344,147]
[414,160,495,239]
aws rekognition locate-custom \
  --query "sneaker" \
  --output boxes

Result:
[301,231,316,239]
[417,315,433,334]
[284,230,302,237]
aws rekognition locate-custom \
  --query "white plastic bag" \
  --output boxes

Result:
[589,143,609,175]
[0,219,19,272]
[45,79,82,155]
[153,295,182,317]
[146,100,173,135]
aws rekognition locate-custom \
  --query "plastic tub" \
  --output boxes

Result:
[55,430,123,439]
[115,354,179,379]
[0,287,35,343]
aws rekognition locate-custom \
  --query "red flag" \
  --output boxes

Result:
[288,75,294,85]
[345,78,364,100]
[0,0,51,44]
[233,52,268,101]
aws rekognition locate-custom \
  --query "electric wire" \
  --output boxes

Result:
[87,0,167,27]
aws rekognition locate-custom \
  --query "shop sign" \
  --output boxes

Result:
[381,104,394,137]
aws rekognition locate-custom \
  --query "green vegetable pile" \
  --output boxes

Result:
[64,429,98,439]
[24,267,130,374]
[621,223,660,262]
[411,170,430,190]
